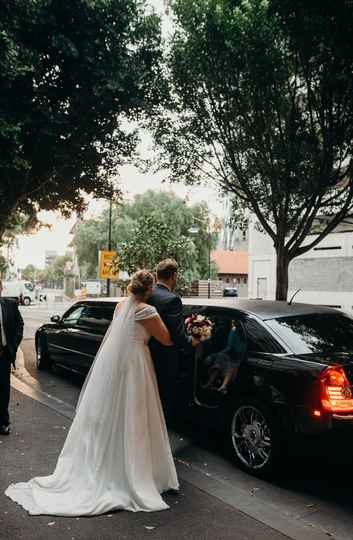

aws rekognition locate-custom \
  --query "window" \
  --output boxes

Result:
[193,309,247,393]
[313,246,341,251]
[62,306,85,325]
[77,305,115,333]
[203,310,246,357]
[182,305,203,318]
[244,318,285,354]
[267,313,353,354]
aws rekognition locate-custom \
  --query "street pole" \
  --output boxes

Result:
[208,224,211,299]
[107,195,112,297]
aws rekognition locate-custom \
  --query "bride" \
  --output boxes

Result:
[5,270,179,516]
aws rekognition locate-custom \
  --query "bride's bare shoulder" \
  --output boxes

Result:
[135,301,150,312]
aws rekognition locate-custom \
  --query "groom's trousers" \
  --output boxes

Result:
[0,349,11,426]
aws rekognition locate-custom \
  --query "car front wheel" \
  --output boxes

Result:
[36,335,52,371]
[229,399,282,476]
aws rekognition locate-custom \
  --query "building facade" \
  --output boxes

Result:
[211,250,248,297]
[248,217,353,313]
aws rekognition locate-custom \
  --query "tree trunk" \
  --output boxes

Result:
[275,250,290,301]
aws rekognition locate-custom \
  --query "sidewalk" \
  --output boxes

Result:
[0,389,289,540]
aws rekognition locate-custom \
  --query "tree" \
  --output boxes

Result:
[152,0,353,299]
[73,190,218,280]
[0,0,164,244]
[117,213,196,281]
[37,254,73,288]
[0,255,9,278]
[21,263,37,282]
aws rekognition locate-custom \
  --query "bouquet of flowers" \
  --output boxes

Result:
[185,313,213,342]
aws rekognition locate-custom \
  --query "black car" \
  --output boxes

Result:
[223,286,238,297]
[36,297,353,475]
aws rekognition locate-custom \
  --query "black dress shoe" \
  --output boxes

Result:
[0,425,10,435]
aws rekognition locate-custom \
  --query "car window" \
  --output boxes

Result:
[244,318,285,354]
[267,313,353,354]
[201,309,247,357]
[187,307,247,395]
[62,306,85,325]
[182,305,204,317]
[77,305,115,333]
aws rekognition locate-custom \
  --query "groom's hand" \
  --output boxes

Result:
[191,336,201,347]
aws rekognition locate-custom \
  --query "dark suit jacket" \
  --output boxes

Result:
[148,284,192,394]
[0,297,24,365]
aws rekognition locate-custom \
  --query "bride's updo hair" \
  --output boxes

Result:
[127,269,154,300]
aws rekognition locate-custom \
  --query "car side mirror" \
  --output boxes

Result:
[50,315,61,323]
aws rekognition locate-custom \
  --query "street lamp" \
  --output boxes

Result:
[188,217,212,299]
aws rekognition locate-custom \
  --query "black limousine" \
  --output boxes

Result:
[35,297,353,475]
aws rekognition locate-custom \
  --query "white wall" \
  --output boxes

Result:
[298,231,353,259]
[286,290,353,313]
[248,217,353,314]
[248,217,276,300]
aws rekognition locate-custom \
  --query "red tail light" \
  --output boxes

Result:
[320,366,353,413]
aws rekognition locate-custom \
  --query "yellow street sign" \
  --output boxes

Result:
[99,250,118,280]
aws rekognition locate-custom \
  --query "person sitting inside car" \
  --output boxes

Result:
[202,321,244,394]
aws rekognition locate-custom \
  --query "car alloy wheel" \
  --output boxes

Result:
[36,339,43,369]
[36,336,51,370]
[231,403,272,472]
[23,297,31,306]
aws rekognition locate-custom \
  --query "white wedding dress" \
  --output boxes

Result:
[5,297,178,516]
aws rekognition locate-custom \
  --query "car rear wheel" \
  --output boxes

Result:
[36,335,52,371]
[229,399,282,476]
[23,296,31,306]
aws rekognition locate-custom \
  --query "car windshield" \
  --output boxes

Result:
[266,313,353,354]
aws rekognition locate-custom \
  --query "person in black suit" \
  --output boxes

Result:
[149,259,199,421]
[0,279,24,435]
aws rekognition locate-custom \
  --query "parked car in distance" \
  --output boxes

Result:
[36,297,353,476]
[223,286,238,297]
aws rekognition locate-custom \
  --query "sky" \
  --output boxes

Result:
[13,166,225,270]
[12,0,225,270]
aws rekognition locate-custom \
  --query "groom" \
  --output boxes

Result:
[149,259,199,422]
[0,279,24,435]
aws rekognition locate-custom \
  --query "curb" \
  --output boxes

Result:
[11,348,76,420]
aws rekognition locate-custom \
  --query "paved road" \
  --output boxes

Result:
[19,302,72,340]
[12,306,353,540]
